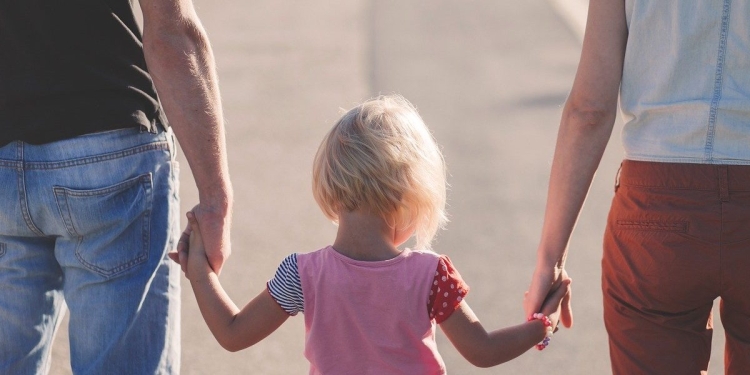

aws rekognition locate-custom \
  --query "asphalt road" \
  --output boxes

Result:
[49,1,726,374]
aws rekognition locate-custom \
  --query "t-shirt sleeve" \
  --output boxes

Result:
[266,253,304,316]
[428,255,470,324]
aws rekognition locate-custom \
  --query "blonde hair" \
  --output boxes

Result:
[312,94,447,249]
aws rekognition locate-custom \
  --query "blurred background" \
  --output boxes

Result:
[50,0,727,373]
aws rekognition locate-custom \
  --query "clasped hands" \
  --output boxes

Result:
[524,265,573,331]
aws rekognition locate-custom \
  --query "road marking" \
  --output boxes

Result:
[548,0,588,42]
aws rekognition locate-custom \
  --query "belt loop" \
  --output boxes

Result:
[15,140,23,164]
[718,165,730,202]
[168,128,178,161]
[614,161,623,193]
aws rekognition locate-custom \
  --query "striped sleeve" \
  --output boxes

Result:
[267,253,304,316]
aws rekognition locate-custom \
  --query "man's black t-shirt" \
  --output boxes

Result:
[0,0,167,146]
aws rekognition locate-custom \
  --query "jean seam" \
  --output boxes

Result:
[719,198,725,294]
[0,160,22,168]
[0,243,6,258]
[16,144,45,236]
[24,142,169,170]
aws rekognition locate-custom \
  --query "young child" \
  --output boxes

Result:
[173,94,571,374]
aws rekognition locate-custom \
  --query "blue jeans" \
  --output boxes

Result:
[0,128,181,374]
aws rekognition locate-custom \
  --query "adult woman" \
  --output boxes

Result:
[524,0,750,373]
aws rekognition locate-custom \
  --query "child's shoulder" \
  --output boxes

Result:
[406,249,462,272]
[405,248,442,259]
[293,246,330,261]
[402,249,447,271]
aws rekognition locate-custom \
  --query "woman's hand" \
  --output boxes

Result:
[537,272,572,330]
[525,266,573,328]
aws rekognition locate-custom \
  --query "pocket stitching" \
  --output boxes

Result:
[54,173,153,278]
[55,174,151,197]
[616,220,688,232]
[54,188,79,236]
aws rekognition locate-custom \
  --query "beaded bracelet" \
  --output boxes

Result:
[527,313,554,350]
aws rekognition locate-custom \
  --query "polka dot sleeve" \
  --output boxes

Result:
[428,255,469,324]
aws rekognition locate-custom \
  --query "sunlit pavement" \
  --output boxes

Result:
[50,1,725,374]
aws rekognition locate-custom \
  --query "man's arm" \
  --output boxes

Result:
[140,0,232,273]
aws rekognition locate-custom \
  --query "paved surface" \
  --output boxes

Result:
[49,1,727,373]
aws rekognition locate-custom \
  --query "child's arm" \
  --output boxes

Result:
[439,279,570,368]
[183,213,290,352]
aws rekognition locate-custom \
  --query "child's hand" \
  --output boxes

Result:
[168,211,214,281]
[538,275,572,331]
[168,223,192,273]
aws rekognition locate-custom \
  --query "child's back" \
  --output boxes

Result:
[297,247,443,373]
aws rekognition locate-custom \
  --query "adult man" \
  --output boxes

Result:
[0,0,232,373]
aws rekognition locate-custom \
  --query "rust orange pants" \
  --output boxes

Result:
[603,160,750,375]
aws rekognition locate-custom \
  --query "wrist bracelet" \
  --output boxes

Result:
[528,313,554,350]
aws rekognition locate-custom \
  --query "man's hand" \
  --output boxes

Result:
[190,202,231,274]
[168,211,215,281]
[172,203,231,274]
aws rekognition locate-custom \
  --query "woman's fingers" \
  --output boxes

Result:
[560,285,574,328]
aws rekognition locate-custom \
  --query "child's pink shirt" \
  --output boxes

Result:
[297,246,446,375]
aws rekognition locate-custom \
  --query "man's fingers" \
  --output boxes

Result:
[178,244,188,274]
[174,223,191,274]
[176,233,188,253]
[176,223,191,253]
[189,206,230,275]
[187,211,198,226]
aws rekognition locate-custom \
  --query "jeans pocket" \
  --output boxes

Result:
[54,173,153,278]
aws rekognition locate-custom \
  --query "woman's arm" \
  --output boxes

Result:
[523,0,628,327]
[441,280,570,367]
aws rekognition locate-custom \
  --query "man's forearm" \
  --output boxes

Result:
[142,17,233,207]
